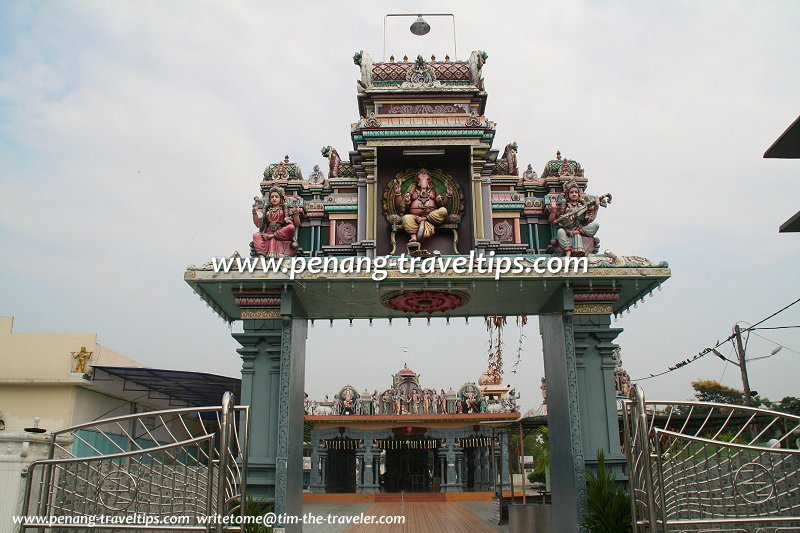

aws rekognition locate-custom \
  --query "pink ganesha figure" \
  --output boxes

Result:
[252,186,301,258]
[394,168,453,244]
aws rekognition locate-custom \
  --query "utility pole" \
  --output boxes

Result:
[733,324,754,406]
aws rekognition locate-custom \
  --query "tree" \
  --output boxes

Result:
[774,396,800,417]
[691,380,745,405]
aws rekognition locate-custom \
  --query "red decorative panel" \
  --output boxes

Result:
[382,290,469,314]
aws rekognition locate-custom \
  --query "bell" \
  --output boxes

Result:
[410,15,430,36]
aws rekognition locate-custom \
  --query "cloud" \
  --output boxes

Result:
[1,1,799,407]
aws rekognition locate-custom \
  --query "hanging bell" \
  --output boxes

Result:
[410,15,431,36]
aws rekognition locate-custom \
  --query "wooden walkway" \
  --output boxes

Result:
[343,502,500,533]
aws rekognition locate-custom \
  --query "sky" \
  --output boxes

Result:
[1,1,799,412]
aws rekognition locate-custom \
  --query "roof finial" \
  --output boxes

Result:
[284,154,290,163]
[556,150,561,160]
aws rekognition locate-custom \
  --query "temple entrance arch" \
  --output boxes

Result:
[185,47,671,532]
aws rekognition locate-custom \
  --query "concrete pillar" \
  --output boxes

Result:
[320,453,327,492]
[443,433,460,492]
[539,285,587,532]
[355,451,365,492]
[309,438,322,493]
[456,448,466,491]
[573,314,627,477]
[500,433,511,491]
[472,448,481,491]
[233,289,307,522]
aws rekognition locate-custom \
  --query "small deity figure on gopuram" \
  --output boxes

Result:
[547,178,612,257]
[394,167,453,245]
[251,186,302,258]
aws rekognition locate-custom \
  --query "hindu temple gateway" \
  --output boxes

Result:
[185,46,670,531]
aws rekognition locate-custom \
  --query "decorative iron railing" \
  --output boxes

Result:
[623,385,800,532]
[19,392,248,532]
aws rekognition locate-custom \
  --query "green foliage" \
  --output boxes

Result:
[691,380,745,405]
[583,449,632,533]
[528,470,544,484]
[241,496,273,533]
[775,396,800,416]
[528,426,550,476]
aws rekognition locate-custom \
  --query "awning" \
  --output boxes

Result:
[91,365,241,407]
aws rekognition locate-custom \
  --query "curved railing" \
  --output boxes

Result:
[623,385,800,532]
[19,392,248,532]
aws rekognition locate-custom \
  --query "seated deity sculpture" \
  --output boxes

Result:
[394,168,453,244]
[547,179,611,257]
[251,186,302,258]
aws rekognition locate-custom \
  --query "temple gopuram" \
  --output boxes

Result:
[246,50,607,259]
[186,42,670,531]
[305,362,518,493]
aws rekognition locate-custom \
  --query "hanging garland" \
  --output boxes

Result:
[323,438,363,450]
[372,438,443,450]
[457,436,493,448]
[512,315,527,374]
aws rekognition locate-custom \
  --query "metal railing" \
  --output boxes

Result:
[623,385,800,532]
[19,392,249,531]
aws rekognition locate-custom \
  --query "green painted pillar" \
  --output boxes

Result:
[234,288,307,523]
[539,286,587,532]
[573,313,626,475]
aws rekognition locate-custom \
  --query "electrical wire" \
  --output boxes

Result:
[632,297,800,382]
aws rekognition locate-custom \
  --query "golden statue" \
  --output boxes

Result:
[71,346,93,373]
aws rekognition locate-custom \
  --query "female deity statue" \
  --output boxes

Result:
[547,179,610,257]
[252,187,302,258]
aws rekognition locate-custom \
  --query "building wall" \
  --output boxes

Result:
[0,315,140,383]
[0,384,75,432]
[0,315,143,432]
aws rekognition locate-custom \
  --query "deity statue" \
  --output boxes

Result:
[252,186,302,258]
[615,367,632,397]
[332,396,341,415]
[502,142,519,176]
[506,389,519,412]
[547,179,611,257]
[422,390,431,415]
[308,164,325,185]
[440,389,448,414]
[382,390,392,415]
[412,389,421,414]
[321,146,341,179]
[464,391,478,414]
[540,377,547,402]
[394,168,453,244]
[393,391,401,415]
[342,388,355,415]
[71,346,93,373]
[372,390,380,415]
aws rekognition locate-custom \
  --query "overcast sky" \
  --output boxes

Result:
[1,1,799,411]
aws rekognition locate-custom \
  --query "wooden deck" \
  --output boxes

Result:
[343,502,500,533]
